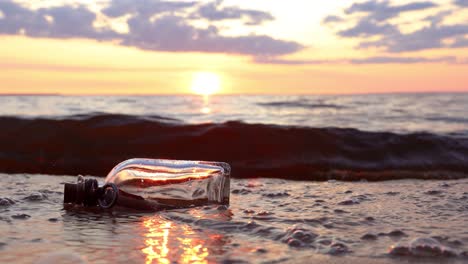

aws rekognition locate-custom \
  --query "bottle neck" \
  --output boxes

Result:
[64,178,118,209]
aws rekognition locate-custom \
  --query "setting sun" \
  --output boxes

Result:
[191,72,221,95]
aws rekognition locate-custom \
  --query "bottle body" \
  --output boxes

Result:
[104,158,230,210]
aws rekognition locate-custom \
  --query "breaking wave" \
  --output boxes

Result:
[1,113,468,181]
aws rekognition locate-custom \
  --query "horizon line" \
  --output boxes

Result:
[1,90,468,96]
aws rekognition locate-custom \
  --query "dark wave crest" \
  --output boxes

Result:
[1,114,467,181]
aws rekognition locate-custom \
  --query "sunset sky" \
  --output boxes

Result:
[1,0,468,94]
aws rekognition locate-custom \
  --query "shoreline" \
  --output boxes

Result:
[1,174,467,263]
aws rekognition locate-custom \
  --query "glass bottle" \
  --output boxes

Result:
[64,158,230,210]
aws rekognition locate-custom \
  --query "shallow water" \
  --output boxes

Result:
[1,174,467,263]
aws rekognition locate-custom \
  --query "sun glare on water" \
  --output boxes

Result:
[191,72,221,96]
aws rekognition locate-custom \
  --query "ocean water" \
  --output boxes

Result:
[1,93,468,135]
[1,93,468,263]
[0,93,467,179]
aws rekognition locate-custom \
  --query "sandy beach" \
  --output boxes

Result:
[1,173,467,263]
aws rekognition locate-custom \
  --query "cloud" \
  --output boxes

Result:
[196,0,274,25]
[39,6,118,39]
[356,10,468,52]
[326,0,468,53]
[349,56,458,64]
[122,15,302,55]
[0,0,302,57]
[102,0,196,18]
[338,19,397,37]
[254,57,343,65]
[337,0,438,38]
[255,56,465,65]
[322,15,343,24]
[360,24,468,52]
[0,1,117,39]
[452,37,468,48]
[345,0,437,21]
[454,0,468,7]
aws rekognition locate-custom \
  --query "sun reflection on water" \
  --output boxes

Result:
[200,94,212,114]
[141,217,209,264]
[141,219,171,264]
[179,225,209,264]
[201,106,211,114]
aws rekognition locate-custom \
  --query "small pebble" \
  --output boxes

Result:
[388,230,407,237]
[390,237,458,257]
[361,233,378,240]
[281,225,318,248]
[317,239,332,245]
[11,214,31,220]
[328,242,350,255]
[232,189,252,195]
[287,238,302,247]
[23,193,48,201]
[257,211,272,216]
[244,221,259,229]
[334,209,347,214]
[338,199,359,205]
[262,192,290,198]
[425,190,442,195]
[0,198,15,206]
[291,230,317,243]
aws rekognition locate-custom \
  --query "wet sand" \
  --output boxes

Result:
[1,174,467,263]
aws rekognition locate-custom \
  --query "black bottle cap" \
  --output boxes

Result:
[63,179,99,207]
[63,183,78,204]
[64,178,118,209]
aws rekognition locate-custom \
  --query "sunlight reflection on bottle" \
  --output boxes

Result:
[140,218,209,264]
